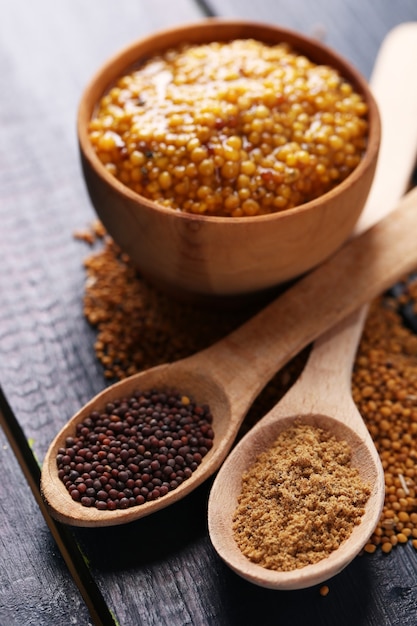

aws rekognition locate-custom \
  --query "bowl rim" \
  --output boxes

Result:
[77,17,381,225]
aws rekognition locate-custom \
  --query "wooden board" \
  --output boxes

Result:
[0,425,93,626]
[205,0,417,78]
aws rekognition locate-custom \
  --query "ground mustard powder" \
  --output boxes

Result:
[231,423,370,571]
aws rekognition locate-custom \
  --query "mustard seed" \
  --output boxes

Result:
[364,543,377,554]
[89,39,368,217]
[57,389,214,510]
[353,293,417,551]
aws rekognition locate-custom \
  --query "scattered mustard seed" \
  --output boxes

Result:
[73,219,107,245]
[319,585,330,597]
[81,237,259,380]
[353,297,417,552]
[78,224,305,388]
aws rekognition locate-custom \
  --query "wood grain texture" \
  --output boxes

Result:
[204,0,417,78]
[0,426,93,626]
[2,0,417,624]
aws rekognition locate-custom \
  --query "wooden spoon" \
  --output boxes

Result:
[207,308,382,590]
[207,22,417,589]
[41,23,417,528]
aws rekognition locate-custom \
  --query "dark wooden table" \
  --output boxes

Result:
[2,2,417,624]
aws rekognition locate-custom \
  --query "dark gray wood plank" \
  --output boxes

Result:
[205,0,417,78]
[0,425,93,626]
[72,493,417,626]
[2,1,417,625]
[0,2,204,625]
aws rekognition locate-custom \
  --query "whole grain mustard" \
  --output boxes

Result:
[89,39,368,217]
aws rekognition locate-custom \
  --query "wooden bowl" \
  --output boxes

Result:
[77,19,380,300]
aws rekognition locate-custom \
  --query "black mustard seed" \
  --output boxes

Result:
[57,389,214,510]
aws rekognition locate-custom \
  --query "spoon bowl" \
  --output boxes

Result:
[41,361,235,526]
[208,414,382,590]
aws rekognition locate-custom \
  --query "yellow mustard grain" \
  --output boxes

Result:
[381,542,393,554]
[89,39,368,217]
[364,543,377,554]
[352,285,417,552]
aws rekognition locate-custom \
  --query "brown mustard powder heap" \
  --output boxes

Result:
[232,423,370,571]
[76,223,417,555]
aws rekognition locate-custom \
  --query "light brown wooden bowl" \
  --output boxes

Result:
[77,19,380,300]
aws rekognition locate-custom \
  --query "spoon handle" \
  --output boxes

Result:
[355,22,417,235]
[197,23,417,406]
[273,308,368,424]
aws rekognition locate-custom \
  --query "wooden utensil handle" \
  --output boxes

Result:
[355,22,417,234]
[303,306,368,382]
